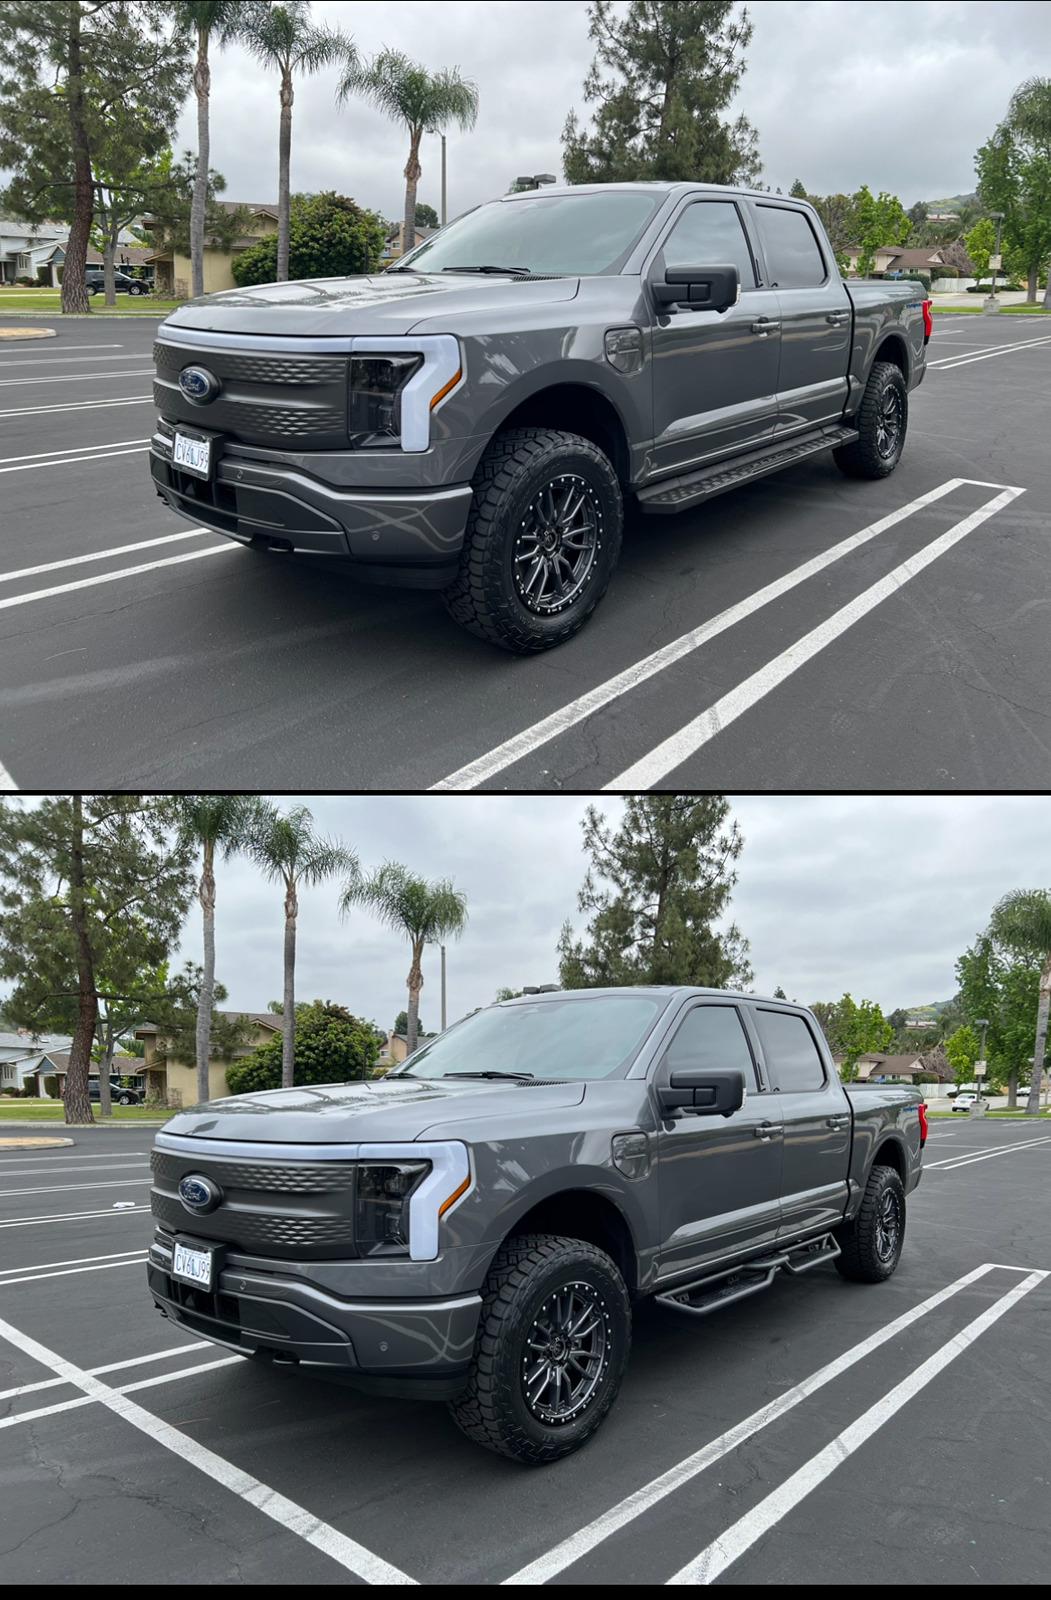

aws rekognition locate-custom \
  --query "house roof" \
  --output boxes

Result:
[850,1052,954,1080]
[136,1011,282,1037]
[883,248,944,268]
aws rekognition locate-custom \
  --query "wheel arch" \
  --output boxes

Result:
[870,1134,908,1184]
[485,1182,641,1297]
[872,330,911,383]
[472,378,633,488]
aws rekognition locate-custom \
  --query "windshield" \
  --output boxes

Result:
[392,191,664,278]
[392,994,663,1082]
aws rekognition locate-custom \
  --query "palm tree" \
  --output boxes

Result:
[176,795,263,1104]
[343,865,467,1055]
[340,50,478,256]
[172,2,261,299]
[242,2,357,282]
[246,805,358,1088]
[988,889,1051,1114]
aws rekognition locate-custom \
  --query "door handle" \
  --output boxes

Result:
[754,1121,782,1140]
[751,318,780,337]
[825,311,850,326]
[826,1115,850,1129]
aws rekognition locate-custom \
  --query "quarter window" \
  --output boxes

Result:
[662,201,757,289]
[757,206,827,289]
[754,1009,826,1091]
[664,1004,758,1088]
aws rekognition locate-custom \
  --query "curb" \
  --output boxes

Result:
[0,1135,75,1148]
[0,326,57,341]
[0,308,170,320]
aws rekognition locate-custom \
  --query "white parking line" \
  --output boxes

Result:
[0,368,152,388]
[0,1205,150,1227]
[0,1247,148,1276]
[0,1177,150,1196]
[0,438,149,466]
[0,527,208,587]
[606,483,1023,789]
[502,1263,996,1585]
[0,343,123,355]
[0,541,238,614]
[0,1340,209,1403]
[0,353,146,369]
[0,1160,151,1176]
[0,1254,148,1286]
[0,760,17,792]
[0,1309,416,1584]
[924,1136,1051,1170]
[929,334,1051,370]
[0,445,148,474]
[433,477,987,791]
[0,1151,149,1164]
[0,395,151,419]
[0,1356,244,1432]
[666,1270,1047,1585]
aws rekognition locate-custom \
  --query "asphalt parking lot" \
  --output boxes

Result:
[0,1118,1048,1585]
[0,313,1049,792]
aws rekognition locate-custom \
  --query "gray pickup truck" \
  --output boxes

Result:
[147,986,926,1464]
[149,182,930,653]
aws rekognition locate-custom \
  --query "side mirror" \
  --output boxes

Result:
[658,1067,745,1117]
[653,263,740,312]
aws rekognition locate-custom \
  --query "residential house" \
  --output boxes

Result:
[31,1052,144,1098]
[0,219,68,284]
[135,1010,282,1106]
[841,1053,954,1085]
[842,245,944,278]
[142,202,280,299]
[0,1030,73,1093]
[380,222,437,263]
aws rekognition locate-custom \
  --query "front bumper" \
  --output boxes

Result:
[150,429,472,586]
[147,1235,481,1393]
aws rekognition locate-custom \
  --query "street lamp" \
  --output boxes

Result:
[983,213,1004,315]
[427,940,447,1031]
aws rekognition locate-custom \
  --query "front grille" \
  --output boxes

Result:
[152,338,349,450]
[152,1152,357,1194]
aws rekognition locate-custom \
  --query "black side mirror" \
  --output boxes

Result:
[653,263,740,312]
[658,1067,745,1117]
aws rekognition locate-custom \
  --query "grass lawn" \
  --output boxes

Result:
[0,1101,164,1122]
[931,303,1050,315]
[0,289,182,315]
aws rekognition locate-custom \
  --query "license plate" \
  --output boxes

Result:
[173,431,212,479]
[172,1239,215,1290]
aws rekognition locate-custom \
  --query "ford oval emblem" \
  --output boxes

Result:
[178,1173,222,1213]
[178,365,220,404]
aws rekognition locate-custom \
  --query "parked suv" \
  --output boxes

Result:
[150,182,930,654]
[87,269,148,296]
[89,1076,144,1105]
[147,987,925,1464]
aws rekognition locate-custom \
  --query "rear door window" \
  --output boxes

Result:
[754,1009,827,1091]
[757,206,827,288]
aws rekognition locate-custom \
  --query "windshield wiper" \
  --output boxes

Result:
[440,1070,534,1081]
[441,264,531,277]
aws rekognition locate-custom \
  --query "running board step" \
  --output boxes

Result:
[655,1235,841,1319]
[637,425,859,514]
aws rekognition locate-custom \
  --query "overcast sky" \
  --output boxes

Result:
[166,795,1050,1032]
[170,0,1050,222]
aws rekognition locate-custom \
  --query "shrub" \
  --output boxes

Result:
[231,192,385,288]
[43,1074,59,1098]
[0,1085,19,1096]
[226,1000,382,1095]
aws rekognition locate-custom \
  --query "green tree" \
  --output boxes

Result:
[987,891,1051,1113]
[957,933,1040,1105]
[175,795,263,1106]
[945,1023,980,1085]
[0,1,189,313]
[557,796,752,991]
[244,804,358,1090]
[772,984,788,999]
[344,866,468,1055]
[562,1,759,187]
[230,190,384,286]
[0,796,194,1124]
[393,1007,424,1035]
[851,184,910,277]
[495,987,524,1002]
[341,49,478,257]
[241,1,355,282]
[976,78,1051,305]
[415,201,438,228]
[809,191,857,271]
[149,963,255,1073]
[226,1000,381,1094]
[138,147,248,258]
[831,993,894,1081]
[788,178,807,199]
[169,1,261,299]
[964,216,997,283]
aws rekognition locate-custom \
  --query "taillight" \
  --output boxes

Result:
[922,299,933,341]
[918,1101,928,1146]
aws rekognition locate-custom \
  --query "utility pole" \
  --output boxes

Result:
[983,213,1004,314]
[440,943,447,1031]
[441,134,447,226]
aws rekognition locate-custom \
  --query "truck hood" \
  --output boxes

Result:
[161,272,580,339]
[159,1075,586,1146]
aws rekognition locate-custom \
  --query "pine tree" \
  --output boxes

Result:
[789,178,808,198]
[558,797,752,991]
[562,1,760,186]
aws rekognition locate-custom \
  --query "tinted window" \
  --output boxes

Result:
[754,1009,826,1091]
[758,206,827,288]
[397,191,665,277]
[663,201,756,288]
[664,1004,758,1087]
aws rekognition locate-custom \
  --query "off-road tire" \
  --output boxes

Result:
[833,1164,906,1283]
[833,360,908,479]
[449,1232,631,1464]
[442,428,623,653]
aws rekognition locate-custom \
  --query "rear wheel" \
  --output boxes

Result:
[833,360,908,479]
[449,1233,631,1464]
[834,1164,906,1282]
[443,427,623,654]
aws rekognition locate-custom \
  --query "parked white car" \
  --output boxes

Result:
[952,1093,980,1113]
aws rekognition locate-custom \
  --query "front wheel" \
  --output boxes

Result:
[449,1233,631,1464]
[833,1164,906,1282]
[443,428,623,654]
[833,360,909,480]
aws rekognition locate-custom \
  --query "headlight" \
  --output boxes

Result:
[354,1160,429,1256]
[348,354,422,449]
